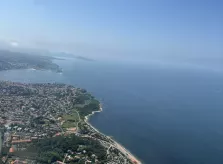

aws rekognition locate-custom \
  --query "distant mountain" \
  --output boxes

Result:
[53,52,95,61]
[75,56,95,61]
[0,43,94,62]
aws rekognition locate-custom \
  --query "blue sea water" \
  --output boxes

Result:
[1,58,223,164]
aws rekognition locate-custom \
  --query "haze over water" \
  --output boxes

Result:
[1,58,223,164]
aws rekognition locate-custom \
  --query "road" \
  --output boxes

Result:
[75,110,142,164]
[73,110,81,131]
[50,114,64,134]
[62,153,68,163]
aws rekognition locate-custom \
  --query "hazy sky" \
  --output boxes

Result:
[0,0,222,68]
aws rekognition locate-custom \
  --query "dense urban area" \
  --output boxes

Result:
[0,81,139,164]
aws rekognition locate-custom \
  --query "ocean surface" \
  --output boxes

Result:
[1,58,223,164]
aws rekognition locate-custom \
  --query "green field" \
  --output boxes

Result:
[61,112,80,129]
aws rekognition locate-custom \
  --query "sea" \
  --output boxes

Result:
[0,58,223,164]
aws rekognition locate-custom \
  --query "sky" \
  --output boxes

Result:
[0,0,222,69]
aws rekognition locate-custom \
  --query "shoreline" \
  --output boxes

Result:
[0,79,142,163]
[84,104,142,164]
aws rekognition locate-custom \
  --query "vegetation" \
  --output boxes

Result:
[19,135,107,163]
[62,114,79,122]
[72,89,100,119]
[0,82,115,164]
[62,121,75,129]
[77,99,100,119]
[74,93,92,104]
[61,110,80,129]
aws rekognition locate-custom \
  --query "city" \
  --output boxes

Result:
[0,81,139,164]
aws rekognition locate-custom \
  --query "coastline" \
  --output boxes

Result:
[84,104,142,164]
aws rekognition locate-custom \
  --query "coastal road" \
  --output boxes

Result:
[79,112,141,164]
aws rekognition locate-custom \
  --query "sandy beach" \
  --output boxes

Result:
[85,104,142,164]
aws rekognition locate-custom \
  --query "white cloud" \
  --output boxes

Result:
[10,41,19,47]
